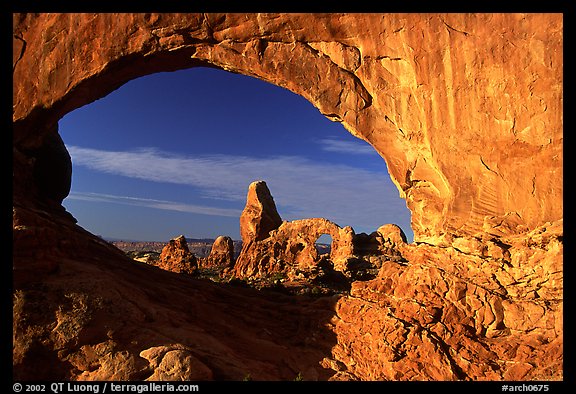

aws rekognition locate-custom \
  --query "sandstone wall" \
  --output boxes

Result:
[13,13,563,242]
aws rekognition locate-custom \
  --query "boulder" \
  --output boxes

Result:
[376,224,407,246]
[140,345,214,381]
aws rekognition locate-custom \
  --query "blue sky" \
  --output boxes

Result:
[59,67,414,242]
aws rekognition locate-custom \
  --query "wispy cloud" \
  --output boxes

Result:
[66,145,409,231]
[67,191,242,217]
[318,137,376,155]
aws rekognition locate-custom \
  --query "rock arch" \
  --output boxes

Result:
[232,217,356,278]
[12,13,564,381]
[232,180,356,278]
[13,13,562,247]
[277,218,356,271]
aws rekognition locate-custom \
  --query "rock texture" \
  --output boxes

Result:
[334,220,563,380]
[13,13,563,381]
[157,235,197,275]
[140,345,214,381]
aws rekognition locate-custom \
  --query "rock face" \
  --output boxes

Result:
[336,220,563,380]
[13,13,563,381]
[157,236,197,275]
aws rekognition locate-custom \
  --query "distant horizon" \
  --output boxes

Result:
[101,230,390,245]
[102,236,224,243]
[60,67,414,243]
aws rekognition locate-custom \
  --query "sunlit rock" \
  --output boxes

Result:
[200,235,235,269]
[12,13,562,381]
[239,181,283,244]
[157,235,197,275]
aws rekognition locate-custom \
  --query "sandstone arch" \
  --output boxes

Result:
[233,180,357,278]
[12,13,564,381]
[233,217,356,278]
[275,219,355,266]
[13,13,562,245]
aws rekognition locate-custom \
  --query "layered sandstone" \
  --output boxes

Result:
[12,13,563,381]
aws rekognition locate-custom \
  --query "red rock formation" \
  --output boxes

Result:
[140,345,214,381]
[335,220,563,380]
[200,235,235,269]
[234,217,357,279]
[12,13,563,381]
[348,224,407,268]
[157,235,197,275]
[234,182,408,279]
[239,181,283,243]
[377,224,407,245]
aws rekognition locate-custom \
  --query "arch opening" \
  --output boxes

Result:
[58,66,414,243]
[315,234,333,256]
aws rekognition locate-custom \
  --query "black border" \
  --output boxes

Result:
[7,2,574,391]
